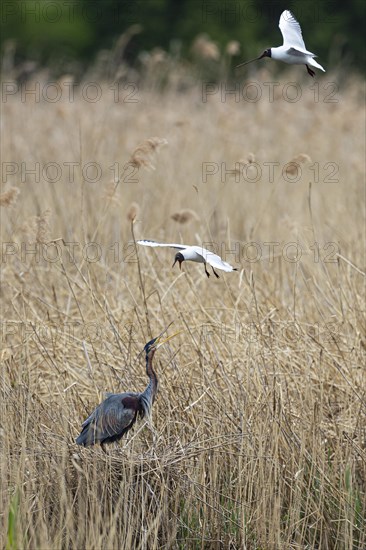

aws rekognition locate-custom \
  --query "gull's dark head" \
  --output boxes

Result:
[259,48,271,59]
[172,252,184,270]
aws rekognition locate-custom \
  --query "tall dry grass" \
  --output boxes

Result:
[1,68,365,549]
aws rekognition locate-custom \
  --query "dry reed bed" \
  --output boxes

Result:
[1,74,365,549]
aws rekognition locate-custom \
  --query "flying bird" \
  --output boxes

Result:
[237,10,325,77]
[137,239,237,278]
[76,325,179,451]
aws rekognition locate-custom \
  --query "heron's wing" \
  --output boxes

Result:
[77,393,140,445]
[279,10,308,52]
[191,246,236,272]
[103,391,139,400]
[137,239,187,250]
[81,392,138,426]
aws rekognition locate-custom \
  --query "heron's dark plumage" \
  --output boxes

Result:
[76,335,163,450]
[76,393,144,448]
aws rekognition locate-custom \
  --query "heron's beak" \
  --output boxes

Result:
[236,54,264,68]
[156,331,182,348]
[155,327,182,349]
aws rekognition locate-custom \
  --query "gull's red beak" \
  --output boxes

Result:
[236,50,269,68]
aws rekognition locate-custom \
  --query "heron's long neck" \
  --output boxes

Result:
[140,349,158,416]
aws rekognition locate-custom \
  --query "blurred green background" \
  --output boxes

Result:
[1,0,364,75]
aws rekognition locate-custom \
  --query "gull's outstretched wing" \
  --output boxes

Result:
[279,10,310,53]
[191,246,237,272]
[137,239,187,250]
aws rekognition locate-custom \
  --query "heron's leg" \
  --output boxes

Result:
[204,264,210,278]
[151,427,158,446]
[146,416,158,445]
[212,267,220,279]
[306,65,315,77]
